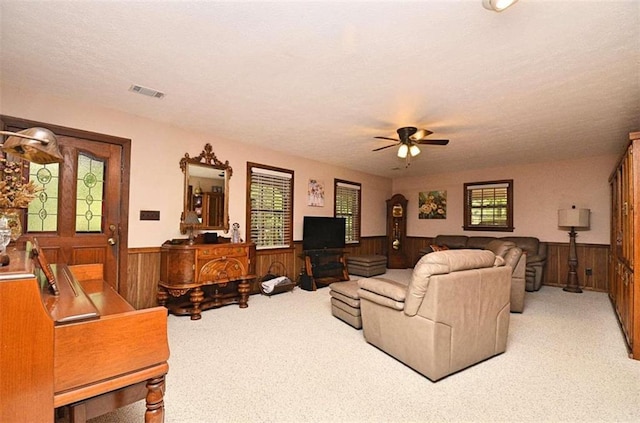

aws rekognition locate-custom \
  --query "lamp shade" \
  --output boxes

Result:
[558,208,590,228]
[409,145,421,157]
[0,127,64,164]
[184,211,201,225]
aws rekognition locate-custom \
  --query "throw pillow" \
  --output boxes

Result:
[430,244,449,252]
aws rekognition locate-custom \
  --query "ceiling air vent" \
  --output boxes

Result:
[129,84,165,99]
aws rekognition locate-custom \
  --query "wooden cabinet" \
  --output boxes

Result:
[303,249,349,289]
[157,241,256,320]
[609,131,640,359]
[192,192,224,227]
[386,194,409,268]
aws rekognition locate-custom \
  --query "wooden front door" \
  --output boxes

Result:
[1,116,130,291]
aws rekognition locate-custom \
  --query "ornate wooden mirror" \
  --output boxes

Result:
[180,143,232,233]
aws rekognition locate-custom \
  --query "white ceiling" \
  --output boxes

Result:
[1,1,639,178]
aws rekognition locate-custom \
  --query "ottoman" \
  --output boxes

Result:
[329,280,362,329]
[346,255,387,277]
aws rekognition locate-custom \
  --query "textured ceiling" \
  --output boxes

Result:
[1,1,639,178]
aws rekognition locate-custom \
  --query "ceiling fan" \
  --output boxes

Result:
[373,127,449,165]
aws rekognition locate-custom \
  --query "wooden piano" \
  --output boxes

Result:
[0,247,169,423]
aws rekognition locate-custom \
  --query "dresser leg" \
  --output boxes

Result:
[156,286,169,307]
[145,375,166,423]
[189,287,204,320]
[238,280,250,308]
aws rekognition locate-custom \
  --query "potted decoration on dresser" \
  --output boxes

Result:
[0,156,41,241]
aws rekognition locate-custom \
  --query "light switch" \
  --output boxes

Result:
[140,210,160,221]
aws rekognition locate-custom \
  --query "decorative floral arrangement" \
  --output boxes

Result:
[0,157,41,209]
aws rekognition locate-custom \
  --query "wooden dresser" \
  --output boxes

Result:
[157,240,256,320]
[609,131,640,359]
[0,249,169,423]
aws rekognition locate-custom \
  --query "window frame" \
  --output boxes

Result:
[463,179,514,232]
[246,162,294,251]
[334,179,361,245]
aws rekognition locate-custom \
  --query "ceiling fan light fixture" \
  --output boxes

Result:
[409,145,421,157]
[482,0,518,12]
[397,144,409,159]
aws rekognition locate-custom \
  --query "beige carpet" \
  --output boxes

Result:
[88,270,640,423]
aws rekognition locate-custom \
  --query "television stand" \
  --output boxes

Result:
[303,249,349,290]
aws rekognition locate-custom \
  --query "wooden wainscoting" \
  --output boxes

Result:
[122,239,608,308]
[125,247,161,309]
[254,236,387,294]
[544,242,609,292]
[124,236,388,309]
[406,236,434,266]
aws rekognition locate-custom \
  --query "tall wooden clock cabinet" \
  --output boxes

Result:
[386,193,409,269]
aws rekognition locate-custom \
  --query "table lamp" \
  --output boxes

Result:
[184,211,201,245]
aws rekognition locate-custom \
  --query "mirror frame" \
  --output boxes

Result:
[180,143,232,233]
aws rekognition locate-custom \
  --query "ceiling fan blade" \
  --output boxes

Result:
[410,129,433,141]
[415,139,449,146]
[374,136,399,142]
[372,144,398,152]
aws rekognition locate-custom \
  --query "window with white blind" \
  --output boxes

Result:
[463,180,514,231]
[334,179,361,244]
[247,163,294,249]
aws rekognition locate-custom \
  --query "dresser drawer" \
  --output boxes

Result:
[197,245,248,259]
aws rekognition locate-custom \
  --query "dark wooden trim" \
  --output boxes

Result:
[128,247,162,254]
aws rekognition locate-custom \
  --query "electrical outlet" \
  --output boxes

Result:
[585,268,593,276]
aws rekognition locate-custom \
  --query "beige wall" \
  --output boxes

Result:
[1,83,620,247]
[393,154,618,244]
[1,84,391,247]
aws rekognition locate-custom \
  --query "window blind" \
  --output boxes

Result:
[466,183,509,227]
[250,166,293,249]
[335,181,361,244]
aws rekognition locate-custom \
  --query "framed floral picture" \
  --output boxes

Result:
[419,191,446,219]
[308,179,325,207]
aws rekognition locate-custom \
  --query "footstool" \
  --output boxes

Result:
[329,280,362,329]
[346,255,386,277]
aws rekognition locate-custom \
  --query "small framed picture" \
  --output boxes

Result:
[308,179,325,207]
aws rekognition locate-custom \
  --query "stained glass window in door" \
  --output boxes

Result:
[76,153,105,232]
[27,163,60,232]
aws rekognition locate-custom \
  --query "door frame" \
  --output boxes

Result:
[0,115,131,291]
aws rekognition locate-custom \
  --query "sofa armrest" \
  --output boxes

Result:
[526,254,546,265]
[536,242,548,259]
[358,289,405,311]
[357,277,407,311]
[358,277,407,301]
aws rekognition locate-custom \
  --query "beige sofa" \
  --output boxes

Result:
[358,249,511,381]
[422,235,547,292]
[484,239,526,312]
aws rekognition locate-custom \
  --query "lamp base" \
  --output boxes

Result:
[563,285,583,294]
[563,227,583,294]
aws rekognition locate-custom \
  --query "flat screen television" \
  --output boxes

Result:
[303,216,346,251]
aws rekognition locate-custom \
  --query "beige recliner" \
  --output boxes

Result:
[357,249,511,382]
[484,239,526,313]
